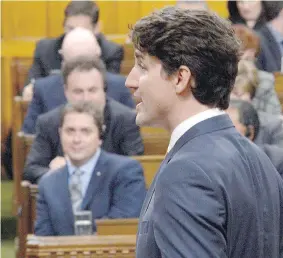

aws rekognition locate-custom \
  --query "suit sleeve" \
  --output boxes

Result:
[22,82,44,134]
[106,160,146,218]
[26,40,46,84]
[105,46,124,74]
[152,161,227,258]
[23,117,54,183]
[34,180,55,236]
[119,112,144,156]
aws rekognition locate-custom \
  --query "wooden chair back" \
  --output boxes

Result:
[274,72,283,111]
[133,155,163,189]
[17,181,38,258]
[11,57,32,96]
[141,127,170,155]
[13,132,34,216]
[121,44,134,76]
[96,218,139,236]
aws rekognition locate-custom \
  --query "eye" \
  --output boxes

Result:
[138,62,147,71]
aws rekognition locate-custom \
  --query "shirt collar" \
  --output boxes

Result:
[167,108,225,153]
[67,148,101,177]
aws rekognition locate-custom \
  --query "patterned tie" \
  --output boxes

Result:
[69,169,84,212]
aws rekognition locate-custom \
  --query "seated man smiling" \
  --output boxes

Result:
[35,101,146,236]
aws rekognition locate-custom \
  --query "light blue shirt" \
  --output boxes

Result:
[66,148,101,197]
[267,23,283,56]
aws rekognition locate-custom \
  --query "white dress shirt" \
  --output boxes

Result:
[167,108,225,152]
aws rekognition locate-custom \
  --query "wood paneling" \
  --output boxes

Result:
[1,1,48,40]
[1,0,228,141]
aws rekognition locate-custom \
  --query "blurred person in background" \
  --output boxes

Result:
[227,99,283,177]
[23,57,143,184]
[228,0,280,31]
[231,60,283,148]
[23,0,123,99]
[35,101,146,236]
[176,0,208,10]
[22,28,135,134]
[232,24,281,114]
[257,3,283,73]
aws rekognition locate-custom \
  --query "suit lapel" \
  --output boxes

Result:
[141,114,234,215]
[56,166,74,228]
[81,151,106,210]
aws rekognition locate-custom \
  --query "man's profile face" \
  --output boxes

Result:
[60,112,101,167]
[64,68,106,111]
[125,50,176,128]
[64,15,98,34]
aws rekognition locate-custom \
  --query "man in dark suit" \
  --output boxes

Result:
[24,57,143,183]
[256,6,283,73]
[35,101,146,236]
[227,99,283,177]
[27,1,123,84]
[126,7,283,257]
[22,27,134,133]
[22,72,134,134]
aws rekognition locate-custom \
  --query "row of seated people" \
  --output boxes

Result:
[228,0,283,74]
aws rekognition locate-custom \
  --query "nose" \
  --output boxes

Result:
[72,132,81,143]
[125,67,139,92]
[82,91,91,101]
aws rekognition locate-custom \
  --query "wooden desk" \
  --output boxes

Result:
[26,234,136,258]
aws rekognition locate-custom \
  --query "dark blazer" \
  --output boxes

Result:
[256,25,282,73]
[27,33,123,83]
[136,115,283,258]
[260,144,283,177]
[22,73,134,134]
[254,112,283,148]
[23,98,144,183]
[35,150,146,236]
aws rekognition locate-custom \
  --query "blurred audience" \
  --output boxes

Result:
[25,0,123,87]
[176,0,208,10]
[232,26,281,114]
[257,4,283,73]
[23,57,143,184]
[35,101,146,236]
[22,28,134,133]
[228,0,279,31]
[227,99,283,177]
[231,61,283,148]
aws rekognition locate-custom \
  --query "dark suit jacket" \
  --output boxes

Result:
[27,33,123,83]
[35,150,146,236]
[256,25,282,73]
[254,112,283,148]
[136,115,283,258]
[22,73,134,134]
[23,98,144,183]
[260,144,283,178]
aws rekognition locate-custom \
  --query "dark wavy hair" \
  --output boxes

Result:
[64,1,100,25]
[130,7,240,110]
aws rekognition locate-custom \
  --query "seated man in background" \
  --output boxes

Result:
[231,60,283,148]
[26,0,123,85]
[227,99,283,177]
[23,57,144,183]
[232,24,281,115]
[22,28,134,133]
[35,101,146,236]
